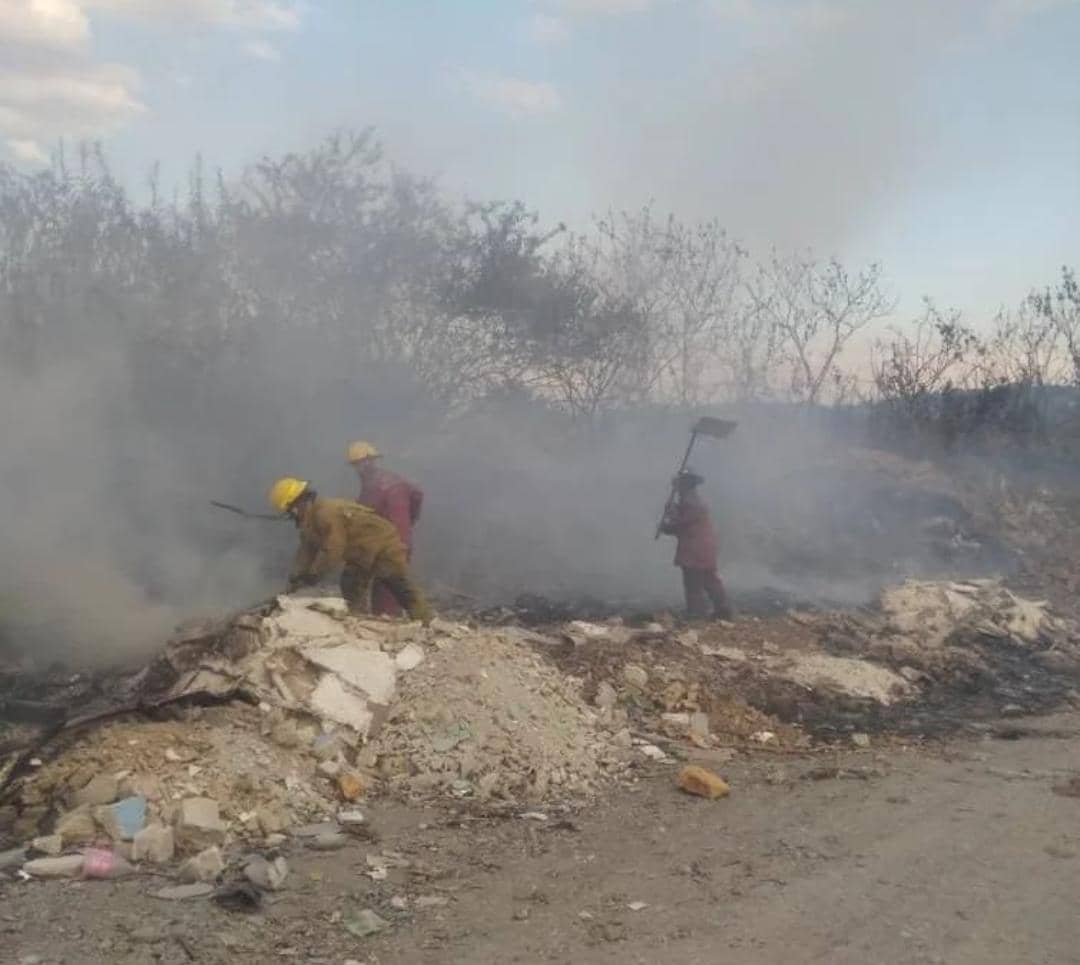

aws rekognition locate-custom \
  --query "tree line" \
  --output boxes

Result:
[2,131,1077,446]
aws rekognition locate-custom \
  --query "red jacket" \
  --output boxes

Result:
[661,490,718,570]
[358,469,423,552]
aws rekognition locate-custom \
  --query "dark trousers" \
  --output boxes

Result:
[371,547,412,617]
[340,559,431,623]
[681,567,732,619]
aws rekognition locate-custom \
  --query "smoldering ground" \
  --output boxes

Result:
[0,345,999,671]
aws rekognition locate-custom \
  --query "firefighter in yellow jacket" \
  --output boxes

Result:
[268,477,432,624]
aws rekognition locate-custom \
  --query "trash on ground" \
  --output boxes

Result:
[677,765,731,799]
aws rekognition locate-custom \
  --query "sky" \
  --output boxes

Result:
[1,0,1078,323]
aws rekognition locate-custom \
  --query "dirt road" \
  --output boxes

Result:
[5,715,1080,965]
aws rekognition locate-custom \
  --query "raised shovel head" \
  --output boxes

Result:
[692,416,738,440]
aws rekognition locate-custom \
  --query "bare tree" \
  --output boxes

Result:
[1030,267,1080,385]
[871,300,979,413]
[749,252,894,405]
[563,206,746,407]
[983,301,1065,388]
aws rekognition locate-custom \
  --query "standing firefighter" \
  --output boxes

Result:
[660,470,733,621]
[268,476,432,624]
[347,441,424,617]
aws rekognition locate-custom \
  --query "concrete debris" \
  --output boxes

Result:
[368,629,627,803]
[310,732,344,761]
[689,712,710,741]
[293,822,339,838]
[677,765,731,799]
[343,908,389,938]
[23,854,84,878]
[416,894,450,908]
[269,598,350,639]
[174,797,226,852]
[661,712,691,732]
[7,566,1071,864]
[0,847,28,870]
[776,653,913,705]
[55,807,97,846]
[71,773,119,808]
[594,681,617,710]
[30,835,62,856]
[179,845,225,883]
[880,579,1048,649]
[395,643,425,671]
[255,805,290,836]
[317,760,341,778]
[851,733,871,748]
[308,831,347,851]
[309,674,375,739]
[638,743,667,761]
[244,855,289,891]
[337,809,365,826]
[132,824,175,864]
[301,644,396,705]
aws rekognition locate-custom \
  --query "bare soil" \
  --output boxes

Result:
[5,712,1080,965]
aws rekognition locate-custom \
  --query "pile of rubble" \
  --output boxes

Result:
[368,627,627,800]
[4,574,1079,883]
[1,595,637,859]
[537,577,1080,742]
[863,578,1065,676]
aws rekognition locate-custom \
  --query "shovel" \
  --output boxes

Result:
[210,500,286,522]
[654,417,737,539]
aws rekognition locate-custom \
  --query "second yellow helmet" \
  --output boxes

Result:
[347,440,380,463]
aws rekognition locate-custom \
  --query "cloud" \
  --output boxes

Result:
[0,0,91,52]
[0,0,304,165]
[707,0,849,35]
[7,137,48,164]
[528,12,570,44]
[0,62,144,140]
[0,1,144,162]
[461,71,562,117]
[87,0,303,31]
[989,0,1080,22]
[548,0,658,13]
[585,0,991,251]
[242,38,281,61]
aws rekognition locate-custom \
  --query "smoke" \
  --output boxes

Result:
[0,350,269,665]
[587,0,981,252]
[0,136,1029,671]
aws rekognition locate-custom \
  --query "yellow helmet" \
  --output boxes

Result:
[346,440,380,464]
[268,477,309,513]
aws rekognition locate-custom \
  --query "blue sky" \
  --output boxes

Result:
[2,0,1079,323]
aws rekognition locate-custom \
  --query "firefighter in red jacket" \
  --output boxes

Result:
[660,470,733,620]
[347,441,424,617]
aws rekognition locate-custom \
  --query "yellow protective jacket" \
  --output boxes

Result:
[290,496,405,582]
